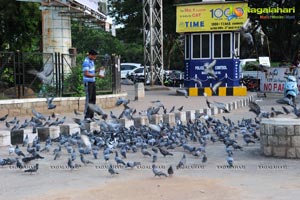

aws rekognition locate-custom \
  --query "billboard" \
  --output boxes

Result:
[74,0,102,13]
[176,2,248,32]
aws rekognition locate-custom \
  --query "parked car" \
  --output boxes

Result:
[120,63,141,79]
[126,66,150,84]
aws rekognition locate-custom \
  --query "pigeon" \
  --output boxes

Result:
[176,154,186,169]
[16,158,24,169]
[15,145,25,157]
[211,80,223,94]
[0,114,8,121]
[80,154,94,165]
[243,134,255,145]
[27,63,54,84]
[74,109,82,115]
[46,96,56,109]
[126,161,141,169]
[108,164,119,175]
[88,103,107,116]
[282,106,290,115]
[239,18,254,46]
[177,89,188,98]
[24,163,39,174]
[158,147,173,157]
[227,156,234,168]
[141,148,152,157]
[177,105,184,112]
[204,60,217,79]
[167,165,174,176]
[114,152,126,166]
[32,108,46,121]
[22,134,30,147]
[152,164,168,177]
[169,106,175,113]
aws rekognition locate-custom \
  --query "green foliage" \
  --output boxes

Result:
[63,65,85,97]
[0,1,41,51]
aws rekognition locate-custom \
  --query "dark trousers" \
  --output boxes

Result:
[84,82,96,119]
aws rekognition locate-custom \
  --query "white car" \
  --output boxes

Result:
[120,63,141,79]
[126,66,150,84]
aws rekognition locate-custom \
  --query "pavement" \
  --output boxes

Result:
[1,85,300,200]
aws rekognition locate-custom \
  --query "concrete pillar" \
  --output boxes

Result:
[175,112,187,125]
[0,131,11,146]
[37,127,50,142]
[60,125,70,136]
[42,6,72,71]
[11,130,24,145]
[149,114,163,125]
[135,83,145,100]
[163,113,176,126]
[186,110,196,122]
[49,126,60,139]
[134,116,149,127]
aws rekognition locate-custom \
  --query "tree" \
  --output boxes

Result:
[247,0,300,62]
[0,1,41,51]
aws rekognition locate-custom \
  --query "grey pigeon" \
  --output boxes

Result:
[80,154,94,165]
[108,164,119,175]
[204,60,217,79]
[24,163,39,174]
[27,63,54,84]
[152,164,168,177]
[46,96,56,109]
[176,154,186,169]
[167,165,174,176]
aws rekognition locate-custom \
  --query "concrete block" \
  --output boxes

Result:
[149,114,163,125]
[175,111,186,125]
[291,136,300,147]
[278,136,290,146]
[163,113,176,127]
[49,126,60,139]
[268,136,278,145]
[264,124,274,135]
[118,118,134,129]
[68,124,81,135]
[133,116,149,127]
[186,110,195,123]
[287,125,295,136]
[11,129,24,145]
[135,83,145,100]
[296,147,300,158]
[287,147,296,158]
[37,127,50,141]
[24,129,38,144]
[0,131,11,146]
[275,126,287,136]
[60,125,70,136]
[261,135,268,145]
[263,146,272,156]
[260,124,265,135]
[90,121,100,132]
[295,125,300,135]
[273,147,286,157]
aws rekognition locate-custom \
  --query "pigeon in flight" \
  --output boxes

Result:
[204,60,217,79]
[46,96,56,110]
[27,63,54,85]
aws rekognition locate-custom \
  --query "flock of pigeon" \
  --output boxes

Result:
[0,95,266,178]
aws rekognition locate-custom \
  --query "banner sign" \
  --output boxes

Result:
[260,67,300,93]
[74,0,100,13]
[176,2,248,32]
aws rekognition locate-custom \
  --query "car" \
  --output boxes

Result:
[126,66,150,84]
[120,63,142,79]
